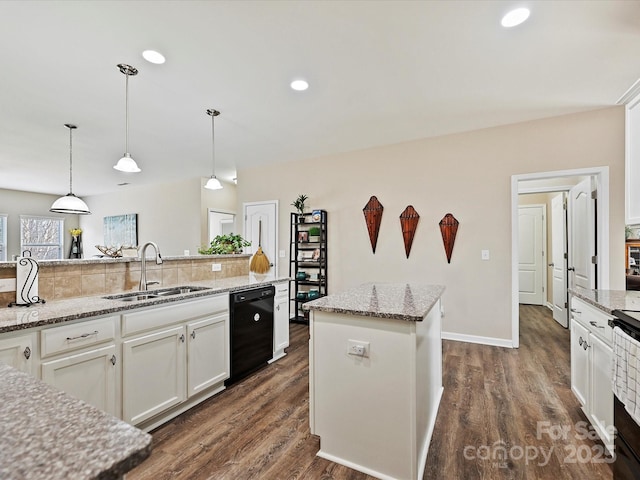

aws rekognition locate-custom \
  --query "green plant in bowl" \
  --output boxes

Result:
[198,233,251,255]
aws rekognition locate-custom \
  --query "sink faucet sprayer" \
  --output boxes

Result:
[139,242,163,291]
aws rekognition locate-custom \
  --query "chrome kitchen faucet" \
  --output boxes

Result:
[139,242,163,291]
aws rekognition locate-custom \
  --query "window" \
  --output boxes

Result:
[20,216,64,260]
[0,214,6,261]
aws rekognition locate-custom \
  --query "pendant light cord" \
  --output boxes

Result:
[207,109,220,176]
[64,124,77,195]
[125,72,129,153]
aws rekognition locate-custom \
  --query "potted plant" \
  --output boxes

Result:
[291,194,308,223]
[308,226,321,242]
[198,233,251,255]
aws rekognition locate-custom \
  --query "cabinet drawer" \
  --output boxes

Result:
[40,316,117,358]
[122,295,228,337]
[570,297,612,345]
[275,283,289,299]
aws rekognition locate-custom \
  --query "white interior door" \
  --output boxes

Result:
[518,205,545,305]
[569,179,596,290]
[551,193,568,327]
[243,201,278,276]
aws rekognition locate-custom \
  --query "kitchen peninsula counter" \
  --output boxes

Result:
[570,285,640,314]
[0,274,289,334]
[305,283,445,480]
[0,363,151,479]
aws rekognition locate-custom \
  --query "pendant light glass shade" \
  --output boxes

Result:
[50,124,91,215]
[204,176,223,190]
[114,64,141,172]
[204,108,223,191]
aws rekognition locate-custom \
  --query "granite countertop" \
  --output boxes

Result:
[570,286,640,314]
[0,254,252,269]
[0,274,289,334]
[303,283,445,321]
[0,363,152,480]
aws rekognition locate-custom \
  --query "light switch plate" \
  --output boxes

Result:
[481,250,490,260]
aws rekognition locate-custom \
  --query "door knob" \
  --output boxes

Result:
[548,263,554,267]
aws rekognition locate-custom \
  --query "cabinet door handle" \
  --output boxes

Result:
[66,330,98,341]
[110,355,117,366]
[583,341,589,350]
[180,334,185,343]
[276,305,280,311]
[589,321,605,329]
[570,308,581,314]
[567,267,575,272]
[579,337,583,346]
[191,331,196,340]
[23,346,31,360]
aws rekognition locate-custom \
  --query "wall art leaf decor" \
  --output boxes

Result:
[439,213,459,263]
[363,195,384,254]
[399,205,420,258]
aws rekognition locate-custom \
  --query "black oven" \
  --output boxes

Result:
[610,310,640,480]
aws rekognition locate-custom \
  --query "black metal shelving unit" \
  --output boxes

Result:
[289,210,328,324]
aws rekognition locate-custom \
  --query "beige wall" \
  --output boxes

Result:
[237,107,626,342]
[81,177,237,257]
[0,188,79,259]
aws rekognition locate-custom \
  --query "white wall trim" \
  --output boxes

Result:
[441,331,513,348]
[617,77,640,105]
[518,185,573,194]
[511,166,610,349]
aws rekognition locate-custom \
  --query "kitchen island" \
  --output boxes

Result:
[0,363,151,480]
[305,283,445,480]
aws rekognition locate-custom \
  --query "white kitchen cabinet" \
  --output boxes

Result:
[41,344,118,417]
[272,283,289,362]
[569,296,614,453]
[570,318,589,406]
[187,312,228,397]
[0,333,35,376]
[122,325,187,425]
[120,294,229,427]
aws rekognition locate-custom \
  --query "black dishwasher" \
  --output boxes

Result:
[226,285,275,386]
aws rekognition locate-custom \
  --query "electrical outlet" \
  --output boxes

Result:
[211,263,222,272]
[0,278,16,292]
[347,339,370,358]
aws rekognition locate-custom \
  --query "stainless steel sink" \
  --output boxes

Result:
[104,286,211,301]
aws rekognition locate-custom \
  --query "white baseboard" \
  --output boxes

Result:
[546,302,553,311]
[441,331,514,348]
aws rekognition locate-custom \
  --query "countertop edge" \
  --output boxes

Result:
[0,276,290,334]
[304,283,445,321]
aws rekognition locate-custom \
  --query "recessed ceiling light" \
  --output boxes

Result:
[142,50,165,64]
[290,79,309,91]
[501,8,530,28]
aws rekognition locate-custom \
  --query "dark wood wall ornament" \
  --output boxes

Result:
[399,205,420,258]
[363,196,384,254]
[439,213,459,263]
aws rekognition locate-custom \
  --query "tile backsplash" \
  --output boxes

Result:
[0,256,250,305]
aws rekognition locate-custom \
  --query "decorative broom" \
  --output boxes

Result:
[250,219,271,274]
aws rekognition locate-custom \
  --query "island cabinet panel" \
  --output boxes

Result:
[309,296,443,480]
[0,333,35,376]
[41,344,118,417]
[187,313,229,396]
[122,325,187,425]
[272,283,290,361]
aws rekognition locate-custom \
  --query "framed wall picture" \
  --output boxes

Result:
[104,213,138,248]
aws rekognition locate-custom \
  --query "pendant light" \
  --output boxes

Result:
[204,108,223,190]
[114,63,141,173]
[50,124,91,215]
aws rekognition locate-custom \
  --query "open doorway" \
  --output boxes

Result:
[511,167,610,348]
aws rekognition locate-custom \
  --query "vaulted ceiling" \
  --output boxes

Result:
[1,0,639,196]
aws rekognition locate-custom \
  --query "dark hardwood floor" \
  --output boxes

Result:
[127,305,613,480]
